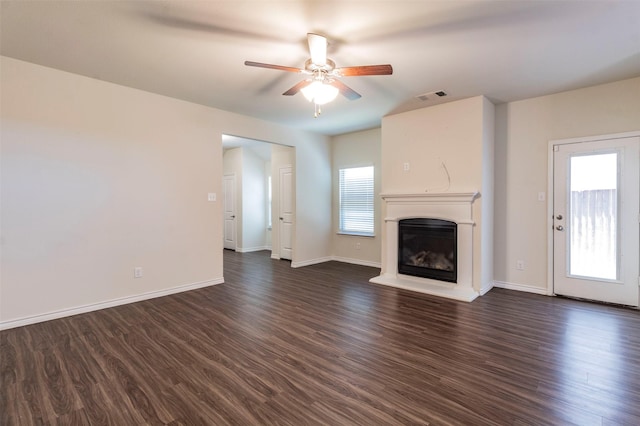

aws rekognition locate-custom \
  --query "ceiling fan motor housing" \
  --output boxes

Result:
[305,58,335,73]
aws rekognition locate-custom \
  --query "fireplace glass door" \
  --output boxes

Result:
[398,218,457,283]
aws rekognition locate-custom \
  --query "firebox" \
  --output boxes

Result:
[398,218,457,283]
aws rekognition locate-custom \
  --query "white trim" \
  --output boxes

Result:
[493,280,548,295]
[331,256,381,269]
[0,277,224,331]
[479,281,494,296]
[549,131,640,146]
[291,256,332,268]
[380,192,480,202]
[289,255,381,269]
[236,245,271,253]
[223,173,237,251]
[547,139,555,296]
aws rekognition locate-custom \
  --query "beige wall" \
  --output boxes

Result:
[494,76,640,293]
[381,96,494,292]
[0,56,331,327]
[382,97,486,194]
[4,55,636,326]
[331,128,382,267]
[292,137,333,267]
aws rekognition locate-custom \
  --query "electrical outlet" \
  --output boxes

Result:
[403,162,410,171]
[134,267,143,278]
[516,260,525,271]
[355,242,361,250]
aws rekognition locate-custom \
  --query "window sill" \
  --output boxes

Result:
[337,232,375,238]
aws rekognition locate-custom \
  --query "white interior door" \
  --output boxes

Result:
[279,166,293,260]
[553,136,639,306]
[223,174,237,250]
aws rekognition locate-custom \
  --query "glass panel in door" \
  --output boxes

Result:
[568,153,618,281]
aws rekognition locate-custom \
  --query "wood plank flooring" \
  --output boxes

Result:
[2,249,640,425]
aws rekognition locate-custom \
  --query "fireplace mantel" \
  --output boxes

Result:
[370,191,480,302]
[381,192,479,202]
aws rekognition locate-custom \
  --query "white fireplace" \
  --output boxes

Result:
[370,192,480,302]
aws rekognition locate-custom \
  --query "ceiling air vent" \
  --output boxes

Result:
[416,90,448,101]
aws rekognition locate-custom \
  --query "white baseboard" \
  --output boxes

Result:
[331,256,381,269]
[236,246,271,253]
[291,256,381,269]
[493,280,548,295]
[291,256,333,268]
[479,281,495,296]
[0,277,224,331]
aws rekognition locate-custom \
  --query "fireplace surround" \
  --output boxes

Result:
[370,192,480,302]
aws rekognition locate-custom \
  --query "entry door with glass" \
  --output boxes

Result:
[552,136,639,306]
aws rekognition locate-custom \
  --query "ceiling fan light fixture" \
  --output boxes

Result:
[301,81,339,105]
[244,33,391,117]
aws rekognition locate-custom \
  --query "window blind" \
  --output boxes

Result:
[339,166,374,236]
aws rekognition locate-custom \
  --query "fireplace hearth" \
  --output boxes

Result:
[398,218,457,283]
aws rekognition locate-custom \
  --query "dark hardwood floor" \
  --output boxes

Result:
[2,250,640,425]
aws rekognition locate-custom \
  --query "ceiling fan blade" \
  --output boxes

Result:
[244,61,303,73]
[307,33,327,66]
[335,64,393,77]
[283,80,312,96]
[329,80,361,101]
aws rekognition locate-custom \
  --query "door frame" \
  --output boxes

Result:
[547,131,640,298]
[223,173,237,251]
[278,165,294,261]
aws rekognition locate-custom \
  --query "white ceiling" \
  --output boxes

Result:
[2,1,639,136]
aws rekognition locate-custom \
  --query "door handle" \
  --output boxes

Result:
[556,214,563,220]
[231,215,235,219]
[279,217,284,221]
[556,225,564,231]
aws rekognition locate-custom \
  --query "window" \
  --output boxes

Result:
[339,166,374,236]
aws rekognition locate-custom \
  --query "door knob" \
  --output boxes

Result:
[231,215,235,219]
[556,225,564,231]
[279,217,284,221]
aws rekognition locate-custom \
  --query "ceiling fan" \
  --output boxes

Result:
[245,33,393,117]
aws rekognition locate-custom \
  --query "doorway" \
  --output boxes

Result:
[551,133,639,306]
[221,135,295,261]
